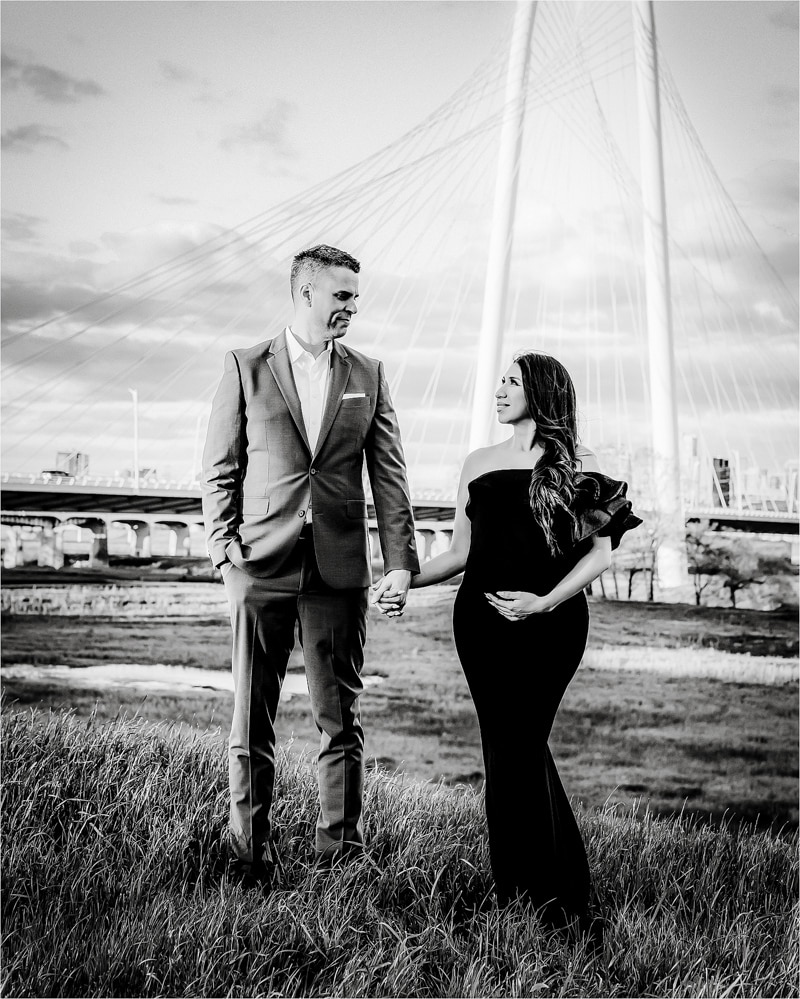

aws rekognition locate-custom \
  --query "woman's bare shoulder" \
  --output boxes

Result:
[461,446,494,483]
[459,443,513,486]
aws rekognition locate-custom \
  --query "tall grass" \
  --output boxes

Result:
[2,707,797,998]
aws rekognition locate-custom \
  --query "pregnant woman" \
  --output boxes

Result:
[378,351,640,924]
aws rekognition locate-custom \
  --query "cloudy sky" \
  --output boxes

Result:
[2,0,797,491]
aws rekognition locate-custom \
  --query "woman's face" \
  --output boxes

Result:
[495,362,530,425]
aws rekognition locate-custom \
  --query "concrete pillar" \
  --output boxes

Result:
[111,522,135,556]
[415,530,436,563]
[368,528,381,562]
[189,522,206,557]
[16,528,37,566]
[3,527,20,568]
[89,519,110,567]
[436,530,454,558]
[131,522,151,557]
[64,518,110,567]
[37,524,65,569]
[170,524,191,556]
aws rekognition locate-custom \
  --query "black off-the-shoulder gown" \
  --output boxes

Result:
[453,469,640,919]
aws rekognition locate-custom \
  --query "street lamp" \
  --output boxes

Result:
[129,388,140,491]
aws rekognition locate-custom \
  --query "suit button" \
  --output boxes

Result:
[310,468,317,476]
[298,510,305,518]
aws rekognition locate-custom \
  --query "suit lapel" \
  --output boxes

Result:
[266,331,311,453]
[314,341,352,458]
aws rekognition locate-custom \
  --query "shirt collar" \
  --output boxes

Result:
[286,327,332,365]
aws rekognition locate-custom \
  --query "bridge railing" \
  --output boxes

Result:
[0,472,462,504]
[1,472,201,491]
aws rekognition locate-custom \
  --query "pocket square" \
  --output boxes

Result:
[342,392,366,399]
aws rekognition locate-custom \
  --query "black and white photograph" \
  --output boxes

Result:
[2,1,797,996]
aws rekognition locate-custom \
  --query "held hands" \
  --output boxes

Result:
[485,590,554,621]
[371,570,412,619]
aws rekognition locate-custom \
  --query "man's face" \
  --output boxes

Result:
[308,266,359,339]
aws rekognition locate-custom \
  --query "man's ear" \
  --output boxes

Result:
[301,283,313,307]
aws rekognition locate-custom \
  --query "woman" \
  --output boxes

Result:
[379,351,640,923]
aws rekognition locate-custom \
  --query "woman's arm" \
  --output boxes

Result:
[410,536,468,588]
[486,534,612,620]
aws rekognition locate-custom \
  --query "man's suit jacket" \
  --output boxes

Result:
[201,330,419,588]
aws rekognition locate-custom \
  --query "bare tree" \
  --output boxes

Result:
[685,522,721,606]
[712,538,791,609]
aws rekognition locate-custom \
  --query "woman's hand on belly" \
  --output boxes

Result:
[484,590,554,620]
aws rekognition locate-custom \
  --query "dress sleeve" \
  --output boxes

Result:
[573,472,642,550]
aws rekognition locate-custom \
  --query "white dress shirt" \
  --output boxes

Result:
[286,328,332,522]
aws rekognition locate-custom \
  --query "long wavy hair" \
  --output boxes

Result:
[513,351,580,554]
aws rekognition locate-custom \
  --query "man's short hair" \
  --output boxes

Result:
[290,245,360,299]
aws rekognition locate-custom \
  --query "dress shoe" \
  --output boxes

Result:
[228,857,275,890]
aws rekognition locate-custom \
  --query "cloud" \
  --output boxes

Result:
[156,59,220,106]
[2,213,44,242]
[1,263,101,327]
[96,221,254,277]
[1,276,258,475]
[152,194,199,207]
[769,3,799,30]
[767,85,799,113]
[69,239,102,256]
[157,60,196,84]
[745,159,800,212]
[722,160,799,291]
[0,218,288,474]
[764,237,800,281]
[1,221,285,343]
[664,168,799,303]
[1,124,68,152]
[220,100,295,155]
[764,85,800,130]
[1,50,106,103]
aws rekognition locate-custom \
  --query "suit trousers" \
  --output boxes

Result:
[222,525,369,865]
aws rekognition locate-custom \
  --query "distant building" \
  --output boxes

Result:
[712,457,731,507]
[785,461,798,514]
[53,451,90,477]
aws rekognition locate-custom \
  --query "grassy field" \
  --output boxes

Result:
[2,708,797,998]
[2,589,797,831]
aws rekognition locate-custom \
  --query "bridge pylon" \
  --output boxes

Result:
[633,0,688,588]
[468,0,537,453]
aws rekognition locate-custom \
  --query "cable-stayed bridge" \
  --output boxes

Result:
[2,2,797,578]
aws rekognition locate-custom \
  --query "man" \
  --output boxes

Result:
[201,244,418,883]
